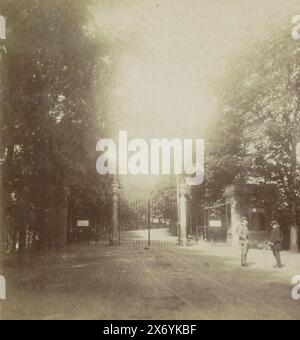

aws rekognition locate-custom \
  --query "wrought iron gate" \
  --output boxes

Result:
[119,198,178,247]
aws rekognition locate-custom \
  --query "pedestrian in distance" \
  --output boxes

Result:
[269,220,283,269]
[238,217,250,267]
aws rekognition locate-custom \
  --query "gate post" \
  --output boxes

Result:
[110,179,119,246]
[179,182,189,246]
[148,201,151,246]
[224,185,240,246]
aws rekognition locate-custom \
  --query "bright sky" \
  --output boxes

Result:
[94,0,300,195]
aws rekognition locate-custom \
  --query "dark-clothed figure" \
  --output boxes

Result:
[238,217,250,267]
[270,220,283,268]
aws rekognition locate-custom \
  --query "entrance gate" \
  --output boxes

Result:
[119,198,178,247]
[69,179,182,247]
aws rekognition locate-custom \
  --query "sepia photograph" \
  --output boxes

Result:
[0,0,300,322]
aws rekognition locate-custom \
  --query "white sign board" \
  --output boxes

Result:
[77,220,89,227]
[297,142,300,164]
[0,16,6,40]
[209,220,222,228]
[0,275,6,300]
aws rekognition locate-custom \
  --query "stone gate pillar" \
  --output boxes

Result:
[179,183,189,246]
[224,185,240,246]
[230,197,240,245]
[111,179,119,245]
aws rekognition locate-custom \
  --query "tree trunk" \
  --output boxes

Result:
[17,208,26,253]
[66,198,73,244]
[37,201,47,251]
[0,180,3,272]
[54,186,68,249]
[1,145,14,257]
[18,226,26,253]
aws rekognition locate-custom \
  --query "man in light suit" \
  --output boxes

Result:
[238,217,250,267]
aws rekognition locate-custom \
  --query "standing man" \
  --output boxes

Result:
[238,217,250,267]
[269,220,283,268]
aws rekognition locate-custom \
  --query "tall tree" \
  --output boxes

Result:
[207,25,300,252]
[0,0,112,252]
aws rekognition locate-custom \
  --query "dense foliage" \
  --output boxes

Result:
[0,0,112,252]
[206,26,300,251]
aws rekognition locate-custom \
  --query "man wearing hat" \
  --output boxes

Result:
[238,217,250,267]
[269,220,283,268]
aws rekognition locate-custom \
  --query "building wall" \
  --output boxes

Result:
[202,183,278,247]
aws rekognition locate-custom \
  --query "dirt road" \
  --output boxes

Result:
[1,242,299,320]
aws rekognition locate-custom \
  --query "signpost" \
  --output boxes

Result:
[75,221,90,244]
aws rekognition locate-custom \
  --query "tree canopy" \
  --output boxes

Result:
[206,25,300,251]
[0,0,112,252]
